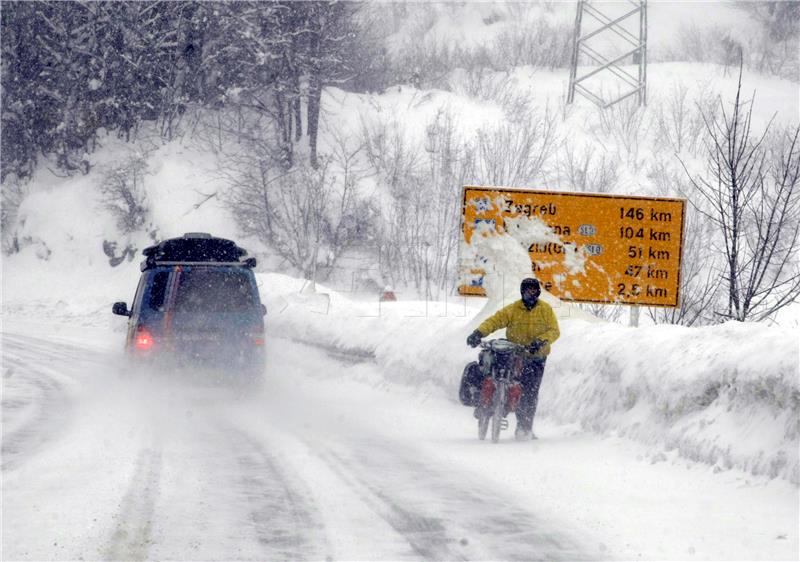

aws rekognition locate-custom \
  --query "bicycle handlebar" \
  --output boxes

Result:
[478,338,526,353]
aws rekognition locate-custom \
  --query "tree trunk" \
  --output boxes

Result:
[293,71,303,142]
[275,91,293,168]
[307,76,322,169]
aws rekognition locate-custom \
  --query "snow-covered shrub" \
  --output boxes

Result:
[662,19,799,81]
[653,82,717,156]
[577,302,625,324]
[555,141,619,194]
[454,68,516,104]
[472,105,558,187]
[492,17,573,71]
[367,109,469,296]
[227,143,372,282]
[663,24,736,69]
[98,152,151,235]
[360,114,423,195]
[383,3,572,87]
[646,205,721,327]
[0,176,27,254]
[590,98,651,170]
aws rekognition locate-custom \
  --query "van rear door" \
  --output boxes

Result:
[169,266,263,364]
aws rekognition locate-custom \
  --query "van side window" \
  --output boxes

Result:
[147,270,170,311]
[131,273,148,314]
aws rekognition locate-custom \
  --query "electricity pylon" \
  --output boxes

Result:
[567,0,648,108]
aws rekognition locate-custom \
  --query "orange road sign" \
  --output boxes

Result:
[458,186,686,307]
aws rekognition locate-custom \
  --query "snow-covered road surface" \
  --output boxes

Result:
[2,320,798,561]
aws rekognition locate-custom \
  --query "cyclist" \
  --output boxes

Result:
[467,277,560,440]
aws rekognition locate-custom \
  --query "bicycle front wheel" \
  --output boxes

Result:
[491,383,506,443]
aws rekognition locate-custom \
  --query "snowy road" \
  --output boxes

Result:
[2,321,798,561]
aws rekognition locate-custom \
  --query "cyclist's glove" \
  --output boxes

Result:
[467,330,483,348]
[527,339,546,354]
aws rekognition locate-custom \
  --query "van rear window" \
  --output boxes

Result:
[174,268,256,313]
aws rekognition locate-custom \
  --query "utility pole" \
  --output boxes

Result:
[567,0,648,108]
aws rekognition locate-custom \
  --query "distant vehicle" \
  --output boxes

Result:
[112,233,266,382]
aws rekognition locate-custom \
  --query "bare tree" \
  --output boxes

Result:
[224,125,370,282]
[653,82,716,156]
[592,97,649,170]
[360,113,423,195]
[319,128,375,277]
[362,108,474,296]
[227,160,330,279]
[99,150,153,235]
[1,177,27,254]
[473,106,557,187]
[647,157,722,326]
[737,1,800,79]
[681,67,800,321]
[578,302,625,323]
[648,209,721,326]
[556,142,618,193]
[493,15,573,71]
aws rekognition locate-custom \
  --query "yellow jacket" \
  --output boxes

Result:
[477,299,560,359]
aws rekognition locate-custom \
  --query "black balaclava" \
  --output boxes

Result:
[520,277,541,310]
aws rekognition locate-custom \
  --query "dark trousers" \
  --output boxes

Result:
[516,358,545,431]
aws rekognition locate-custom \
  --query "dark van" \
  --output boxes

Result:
[112,233,266,380]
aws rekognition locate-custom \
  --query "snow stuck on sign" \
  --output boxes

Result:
[462,206,586,310]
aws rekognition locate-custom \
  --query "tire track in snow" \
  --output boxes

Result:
[220,424,329,560]
[2,332,108,367]
[315,446,466,561]
[1,332,119,471]
[1,345,71,471]
[103,445,163,561]
[255,338,589,560]
[310,439,584,561]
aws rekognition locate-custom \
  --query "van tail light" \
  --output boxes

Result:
[134,327,155,351]
[248,330,265,346]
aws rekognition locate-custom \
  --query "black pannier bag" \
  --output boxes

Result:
[459,361,485,406]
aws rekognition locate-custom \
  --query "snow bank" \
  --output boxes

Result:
[546,320,799,484]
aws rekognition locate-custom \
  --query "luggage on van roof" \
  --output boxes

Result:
[141,233,254,271]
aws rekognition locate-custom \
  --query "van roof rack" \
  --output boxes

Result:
[141,234,255,271]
